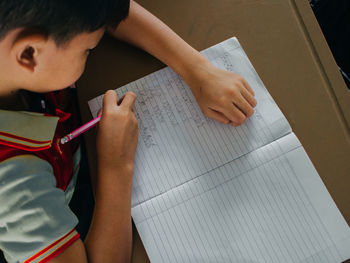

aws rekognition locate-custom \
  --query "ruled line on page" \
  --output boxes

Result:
[133,134,345,262]
[90,38,291,207]
[88,37,350,263]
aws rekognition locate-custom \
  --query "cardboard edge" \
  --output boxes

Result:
[288,0,350,136]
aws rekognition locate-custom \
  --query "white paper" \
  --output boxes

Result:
[133,133,350,262]
[89,37,350,262]
[90,37,291,207]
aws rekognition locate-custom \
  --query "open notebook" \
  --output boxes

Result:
[89,37,350,262]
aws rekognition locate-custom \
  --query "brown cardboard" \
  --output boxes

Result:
[77,0,350,262]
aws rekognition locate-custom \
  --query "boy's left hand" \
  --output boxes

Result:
[186,61,257,126]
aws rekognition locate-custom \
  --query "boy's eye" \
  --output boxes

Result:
[86,49,92,55]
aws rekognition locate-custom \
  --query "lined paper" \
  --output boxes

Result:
[89,37,350,262]
[132,133,350,262]
[89,38,291,207]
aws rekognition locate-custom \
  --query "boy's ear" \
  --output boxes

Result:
[18,45,36,71]
[12,33,48,73]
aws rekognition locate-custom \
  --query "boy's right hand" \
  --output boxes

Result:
[96,90,138,174]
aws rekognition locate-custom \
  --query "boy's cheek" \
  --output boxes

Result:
[39,54,87,91]
[62,59,86,88]
[74,60,87,82]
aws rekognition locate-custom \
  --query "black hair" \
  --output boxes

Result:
[0,0,130,44]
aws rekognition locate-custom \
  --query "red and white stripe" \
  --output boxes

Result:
[0,131,52,152]
[23,229,80,263]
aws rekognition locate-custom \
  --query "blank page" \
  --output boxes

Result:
[132,133,350,262]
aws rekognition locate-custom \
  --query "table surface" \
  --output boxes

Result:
[77,0,350,262]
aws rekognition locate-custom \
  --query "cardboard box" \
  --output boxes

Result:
[77,0,350,261]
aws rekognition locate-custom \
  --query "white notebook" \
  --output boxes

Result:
[89,37,350,263]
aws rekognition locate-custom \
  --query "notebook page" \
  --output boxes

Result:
[132,133,350,263]
[88,37,291,206]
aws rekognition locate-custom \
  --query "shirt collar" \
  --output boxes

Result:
[0,109,59,151]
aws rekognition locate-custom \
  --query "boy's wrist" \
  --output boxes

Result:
[177,52,210,81]
[179,54,213,91]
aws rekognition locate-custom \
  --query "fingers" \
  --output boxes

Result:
[206,108,231,124]
[233,94,255,117]
[224,78,256,124]
[102,90,137,112]
[242,78,255,96]
[219,104,246,125]
[240,86,257,108]
[215,90,255,125]
[119,92,137,110]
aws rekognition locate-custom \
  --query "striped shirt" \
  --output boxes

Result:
[0,90,82,263]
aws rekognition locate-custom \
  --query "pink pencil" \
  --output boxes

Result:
[60,115,101,145]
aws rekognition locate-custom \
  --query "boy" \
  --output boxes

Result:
[0,0,257,262]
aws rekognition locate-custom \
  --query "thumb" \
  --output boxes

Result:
[102,90,118,112]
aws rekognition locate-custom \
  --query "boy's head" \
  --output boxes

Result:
[0,0,130,95]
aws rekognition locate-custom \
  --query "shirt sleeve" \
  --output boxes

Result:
[0,155,80,263]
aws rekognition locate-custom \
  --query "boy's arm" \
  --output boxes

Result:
[51,167,133,263]
[52,91,138,263]
[108,0,257,126]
